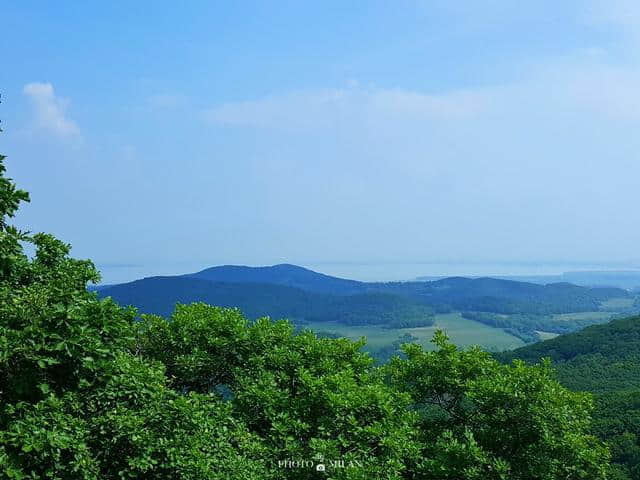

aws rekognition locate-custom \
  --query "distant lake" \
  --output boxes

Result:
[94,260,639,285]
[303,262,640,283]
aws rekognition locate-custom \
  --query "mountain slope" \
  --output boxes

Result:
[97,276,434,327]
[187,265,630,313]
[372,276,629,314]
[497,314,640,391]
[97,265,633,342]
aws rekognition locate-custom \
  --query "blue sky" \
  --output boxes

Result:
[2,1,640,282]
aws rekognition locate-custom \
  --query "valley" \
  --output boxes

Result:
[97,263,640,356]
[303,312,526,355]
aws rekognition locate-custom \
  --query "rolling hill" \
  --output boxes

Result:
[96,264,635,347]
[418,270,640,290]
[99,265,631,319]
[371,276,629,314]
[97,275,434,327]
[188,263,365,295]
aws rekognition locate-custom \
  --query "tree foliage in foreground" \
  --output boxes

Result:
[387,334,608,479]
[0,153,610,478]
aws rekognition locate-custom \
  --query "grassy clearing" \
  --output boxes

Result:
[536,330,560,341]
[599,297,636,310]
[551,311,612,322]
[301,312,525,353]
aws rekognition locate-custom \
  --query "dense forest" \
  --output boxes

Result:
[499,316,640,479]
[97,276,436,327]
[371,276,629,314]
[0,150,612,478]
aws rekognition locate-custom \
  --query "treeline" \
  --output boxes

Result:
[367,333,419,364]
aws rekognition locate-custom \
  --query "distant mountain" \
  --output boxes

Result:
[97,275,434,327]
[96,264,633,342]
[560,271,640,290]
[498,315,640,478]
[188,263,365,295]
[417,270,640,290]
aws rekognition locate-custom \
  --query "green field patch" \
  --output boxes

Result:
[302,312,525,353]
[536,330,560,341]
[599,297,635,310]
[551,312,612,322]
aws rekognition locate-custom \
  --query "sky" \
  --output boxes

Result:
[2,1,640,282]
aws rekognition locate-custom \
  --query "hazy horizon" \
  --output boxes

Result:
[95,259,640,285]
[3,1,640,271]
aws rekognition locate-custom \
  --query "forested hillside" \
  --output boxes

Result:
[418,271,640,290]
[499,315,640,479]
[373,276,629,314]
[105,266,630,316]
[99,276,435,327]
[97,266,634,346]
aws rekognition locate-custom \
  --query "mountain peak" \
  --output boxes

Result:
[188,263,364,295]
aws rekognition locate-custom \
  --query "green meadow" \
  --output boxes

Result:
[535,330,560,341]
[551,311,613,322]
[600,297,636,310]
[302,312,526,353]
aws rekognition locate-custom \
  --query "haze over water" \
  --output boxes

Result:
[96,260,640,285]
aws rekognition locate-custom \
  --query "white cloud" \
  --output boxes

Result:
[205,61,640,134]
[198,54,640,262]
[23,82,80,139]
[205,86,494,132]
[147,93,188,109]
